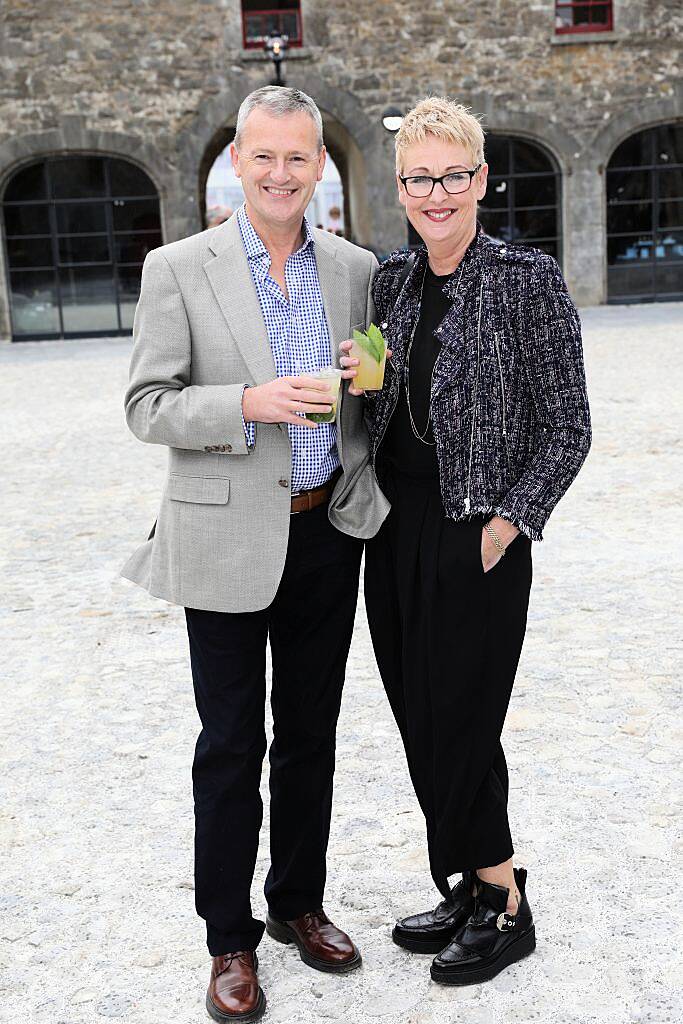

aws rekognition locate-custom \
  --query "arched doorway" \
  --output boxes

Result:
[606,123,683,302]
[2,156,162,340]
[478,135,562,260]
[204,140,346,236]
[198,109,372,248]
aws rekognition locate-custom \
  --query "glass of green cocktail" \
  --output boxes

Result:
[304,366,343,422]
[350,323,387,391]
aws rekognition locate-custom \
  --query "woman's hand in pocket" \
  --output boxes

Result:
[480,517,519,572]
[481,528,504,573]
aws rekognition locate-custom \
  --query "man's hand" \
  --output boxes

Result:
[481,516,520,573]
[242,376,333,428]
[339,339,393,396]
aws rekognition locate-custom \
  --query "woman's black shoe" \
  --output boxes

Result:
[430,867,535,985]
[392,871,475,954]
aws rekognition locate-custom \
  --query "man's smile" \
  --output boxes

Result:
[263,185,297,197]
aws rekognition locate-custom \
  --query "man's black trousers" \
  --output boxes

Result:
[185,503,363,956]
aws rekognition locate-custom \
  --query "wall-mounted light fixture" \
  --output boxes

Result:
[264,34,289,86]
[382,107,404,133]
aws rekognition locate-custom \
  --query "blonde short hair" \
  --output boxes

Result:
[395,96,485,173]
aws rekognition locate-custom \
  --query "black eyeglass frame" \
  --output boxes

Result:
[399,165,483,198]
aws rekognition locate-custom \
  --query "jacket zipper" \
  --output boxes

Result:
[464,278,485,513]
[494,331,511,469]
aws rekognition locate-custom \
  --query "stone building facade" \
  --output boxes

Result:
[0,0,681,339]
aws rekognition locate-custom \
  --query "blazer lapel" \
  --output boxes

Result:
[204,217,277,386]
[314,233,350,369]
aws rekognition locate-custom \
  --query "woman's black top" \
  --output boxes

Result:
[380,263,453,478]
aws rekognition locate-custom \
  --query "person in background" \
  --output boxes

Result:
[327,203,343,233]
[205,205,234,228]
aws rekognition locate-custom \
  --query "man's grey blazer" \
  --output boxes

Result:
[120,213,390,613]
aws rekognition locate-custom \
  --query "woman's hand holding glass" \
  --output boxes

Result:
[339,339,392,396]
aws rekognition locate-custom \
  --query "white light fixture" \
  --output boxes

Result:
[382,107,404,133]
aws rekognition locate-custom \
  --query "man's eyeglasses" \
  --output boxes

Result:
[399,165,482,198]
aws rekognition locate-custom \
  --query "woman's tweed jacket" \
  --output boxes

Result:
[368,224,591,541]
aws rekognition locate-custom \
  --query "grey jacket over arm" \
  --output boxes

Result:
[125,250,251,455]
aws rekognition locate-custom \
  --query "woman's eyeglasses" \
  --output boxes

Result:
[399,165,482,198]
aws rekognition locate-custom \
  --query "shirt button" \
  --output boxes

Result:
[278,479,289,488]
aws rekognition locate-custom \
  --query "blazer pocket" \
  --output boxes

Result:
[168,474,230,504]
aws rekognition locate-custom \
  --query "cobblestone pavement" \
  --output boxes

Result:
[1,303,681,1024]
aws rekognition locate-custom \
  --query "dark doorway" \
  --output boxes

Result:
[479,135,562,261]
[2,156,162,340]
[606,123,683,303]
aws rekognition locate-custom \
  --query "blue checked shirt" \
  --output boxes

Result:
[237,205,340,493]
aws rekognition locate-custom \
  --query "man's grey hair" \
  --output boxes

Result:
[234,86,324,152]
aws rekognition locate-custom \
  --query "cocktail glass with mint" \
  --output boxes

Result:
[304,366,342,422]
[350,323,387,391]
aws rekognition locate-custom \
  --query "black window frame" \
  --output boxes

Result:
[2,156,162,341]
[606,124,683,304]
[477,135,563,265]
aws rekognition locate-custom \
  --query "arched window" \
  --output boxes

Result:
[478,136,562,261]
[2,156,162,340]
[606,123,683,302]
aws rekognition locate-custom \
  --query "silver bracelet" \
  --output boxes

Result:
[484,521,506,555]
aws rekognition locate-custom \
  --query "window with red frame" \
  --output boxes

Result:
[241,0,303,49]
[555,1,613,33]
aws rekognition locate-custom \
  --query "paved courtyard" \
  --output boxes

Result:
[1,303,681,1024]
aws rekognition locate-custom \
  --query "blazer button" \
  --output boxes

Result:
[225,444,232,452]
[278,479,289,488]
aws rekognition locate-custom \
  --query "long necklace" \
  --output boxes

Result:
[404,262,464,446]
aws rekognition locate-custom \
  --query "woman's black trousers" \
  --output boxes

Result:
[364,468,532,899]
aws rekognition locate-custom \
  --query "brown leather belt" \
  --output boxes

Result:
[291,470,340,514]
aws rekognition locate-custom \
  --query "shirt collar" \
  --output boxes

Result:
[237,203,315,264]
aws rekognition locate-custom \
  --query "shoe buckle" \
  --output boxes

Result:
[496,912,516,932]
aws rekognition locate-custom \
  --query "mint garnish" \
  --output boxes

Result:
[353,323,386,365]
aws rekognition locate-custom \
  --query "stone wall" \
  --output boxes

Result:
[0,0,681,335]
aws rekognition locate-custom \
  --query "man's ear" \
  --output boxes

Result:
[230,142,241,179]
[317,145,327,183]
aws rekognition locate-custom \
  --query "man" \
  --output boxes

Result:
[121,86,389,1022]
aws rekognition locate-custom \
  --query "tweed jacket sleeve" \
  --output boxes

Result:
[494,256,592,539]
[124,249,251,454]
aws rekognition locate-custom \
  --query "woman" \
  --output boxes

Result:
[341,97,591,985]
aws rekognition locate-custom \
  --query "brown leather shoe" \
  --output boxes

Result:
[266,909,362,973]
[206,951,265,1023]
